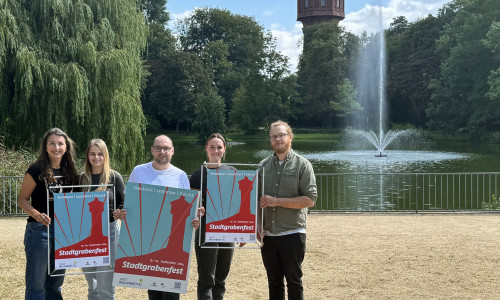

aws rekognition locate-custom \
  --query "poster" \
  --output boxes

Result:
[113,182,199,293]
[53,191,110,269]
[204,169,258,243]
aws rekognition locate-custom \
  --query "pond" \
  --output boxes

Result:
[168,137,500,175]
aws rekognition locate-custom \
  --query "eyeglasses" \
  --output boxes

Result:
[153,146,172,152]
[270,133,289,141]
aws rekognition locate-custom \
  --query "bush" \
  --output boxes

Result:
[0,139,37,176]
[482,194,500,210]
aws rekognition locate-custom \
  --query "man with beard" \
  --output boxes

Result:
[128,135,189,300]
[258,121,317,300]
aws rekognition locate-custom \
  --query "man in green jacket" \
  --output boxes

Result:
[259,120,317,300]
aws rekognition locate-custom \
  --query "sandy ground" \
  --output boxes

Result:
[1,213,499,300]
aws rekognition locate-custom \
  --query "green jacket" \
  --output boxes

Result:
[260,150,317,234]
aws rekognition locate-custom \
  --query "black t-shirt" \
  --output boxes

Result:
[26,162,74,222]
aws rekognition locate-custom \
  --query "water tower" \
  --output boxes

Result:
[297,0,345,26]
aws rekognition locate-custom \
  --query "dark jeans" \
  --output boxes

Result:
[195,231,235,300]
[261,233,306,300]
[24,222,65,300]
[147,290,179,300]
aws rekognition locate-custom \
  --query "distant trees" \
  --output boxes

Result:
[385,15,442,127]
[0,0,147,172]
[426,0,500,135]
[383,0,500,138]
[297,22,362,129]
[176,7,295,134]
[331,79,361,126]
[2,0,498,158]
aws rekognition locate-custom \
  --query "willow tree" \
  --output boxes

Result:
[0,0,147,172]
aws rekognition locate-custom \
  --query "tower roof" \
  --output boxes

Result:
[297,0,345,26]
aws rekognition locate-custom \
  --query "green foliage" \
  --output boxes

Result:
[0,139,36,176]
[139,1,177,133]
[386,15,442,127]
[484,22,500,106]
[176,7,293,134]
[148,50,212,134]
[391,123,417,130]
[192,89,226,142]
[297,22,354,128]
[331,78,361,122]
[176,6,294,127]
[230,71,297,134]
[177,8,266,112]
[0,0,147,173]
[426,0,500,135]
[139,0,170,24]
[482,194,500,210]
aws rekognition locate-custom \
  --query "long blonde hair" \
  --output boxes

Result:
[80,139,112,192]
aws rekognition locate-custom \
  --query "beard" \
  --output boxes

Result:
[272,139,292,154]
[154,156,170,165]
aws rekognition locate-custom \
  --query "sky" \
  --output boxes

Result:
[166,0,450,71]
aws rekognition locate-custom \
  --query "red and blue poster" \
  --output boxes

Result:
[113,182,199,293]
[205,169,258,243]
[53,191,110,269]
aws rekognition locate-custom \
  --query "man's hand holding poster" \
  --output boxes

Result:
[204,169,258,244]
[54,191,110,269]
[113,182,199,294]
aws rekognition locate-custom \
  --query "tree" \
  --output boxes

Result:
[386,15,442,127]
[483,21,500,102]
[331,79,361,126]
[139,0,170,25]
[148,51,212,134]
[297,21,349,128]
[177,8,267,114]
[426,0,500,135]
[0,0,147,172]
[138,0,177,132]
[192,89,226,142]
[229,70,296,134]
[387,16,409,37]
[176,7,294,132]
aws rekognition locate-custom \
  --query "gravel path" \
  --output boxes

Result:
[2,213,499,299]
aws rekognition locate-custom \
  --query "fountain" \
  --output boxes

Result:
[347,3,408,157]
[289,3,470,175]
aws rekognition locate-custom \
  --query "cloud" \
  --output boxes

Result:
[170,9,196,27]
[263,10,273,16]
[271,0,449,72]
[342,0,448,35]
[271,23,303,73]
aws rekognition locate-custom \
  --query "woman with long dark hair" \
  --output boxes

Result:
[79,139,126,300]
[18,128,79,299]
[190,133,236,300]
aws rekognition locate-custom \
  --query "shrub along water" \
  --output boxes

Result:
[0,141,36,176]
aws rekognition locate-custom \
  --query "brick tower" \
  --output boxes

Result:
[297,0,345,27]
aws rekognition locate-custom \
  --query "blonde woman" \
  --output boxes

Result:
[79,139,126,300]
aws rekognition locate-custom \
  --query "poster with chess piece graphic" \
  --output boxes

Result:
[53,191,110,269]
[113,182,199,293]
[204,169,258,244]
